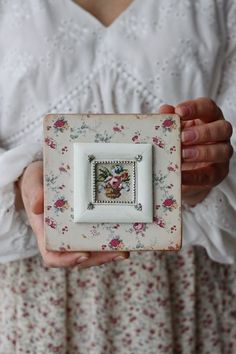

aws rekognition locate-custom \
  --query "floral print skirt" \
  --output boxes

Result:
[0,246,236,354]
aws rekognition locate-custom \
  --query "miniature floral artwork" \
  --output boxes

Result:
[95,162,135,203]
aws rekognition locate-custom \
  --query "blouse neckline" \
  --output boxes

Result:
[67,0,139,30]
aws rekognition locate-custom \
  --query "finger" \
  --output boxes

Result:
[181,120,195,130]
[46,251,130,269]
[175,97,224,122]
[182,118,205,128]
[182,142,233,163]
[42,251,90,268]
[29,211,129,268]
[182,185,212,206]
[159,104,175,114]
[21,161,44,214]
[182,162,229,186]
[75,251,130,269]
[182,184,210,196]
[28,212,91,268]
[43,249,129,269]
[181,120,233,145]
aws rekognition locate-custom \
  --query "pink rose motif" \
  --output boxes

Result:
[45,217,57,229]
[162,119,173,128]
[163,198,174,207]
[152,137,165,148]
[54,199,66,208]
[133,223,146,231]
[54,119,65,128]
[107,176,122,190]
[109,239,121,248]
[153,217,166,228]
[132,135,139,142]
[113,126,122,132]
[45,137,56,149]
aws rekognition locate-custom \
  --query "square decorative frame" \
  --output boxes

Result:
[43,114,182,252]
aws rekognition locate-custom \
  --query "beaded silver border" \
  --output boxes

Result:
[86,156,143,210]
[92,160,136,205]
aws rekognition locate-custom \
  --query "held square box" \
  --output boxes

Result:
[43,114,182,252]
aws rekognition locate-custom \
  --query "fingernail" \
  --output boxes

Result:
[76,256,89,264]
[181,130,197,143]
[113,255,127,262]
[182,148,198,159]
[176,105,190,117]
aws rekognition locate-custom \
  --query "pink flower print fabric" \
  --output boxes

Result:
[0,246,236,353]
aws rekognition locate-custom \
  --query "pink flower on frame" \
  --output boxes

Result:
[109,239,121,248]
[54,119,66,128]
[163,198,174,207]
[162,119,174,128]
[113,126,122,132]
[162,197,177,211]
[45,217,57,229]
[152,137,165,148]
[45,137,56,149]
[54,199,66,208]
[153,217,166,228]
[133,223,146,232]
[132,135,139,142]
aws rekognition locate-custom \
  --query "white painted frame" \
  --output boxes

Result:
[74,143,153,223]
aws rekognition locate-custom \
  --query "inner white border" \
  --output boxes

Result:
[74,143,153,223]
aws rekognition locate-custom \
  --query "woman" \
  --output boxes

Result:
[0,0,236,352]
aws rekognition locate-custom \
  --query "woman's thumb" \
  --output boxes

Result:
[31,186,44,214]
[22,161,44,214]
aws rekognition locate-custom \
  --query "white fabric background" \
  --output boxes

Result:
[0,0,236,263]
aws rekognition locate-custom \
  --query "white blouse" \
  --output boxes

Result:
[0,0,236,264]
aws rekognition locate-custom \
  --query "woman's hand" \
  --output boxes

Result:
[159,97,233,206]
[16,161,129,268]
